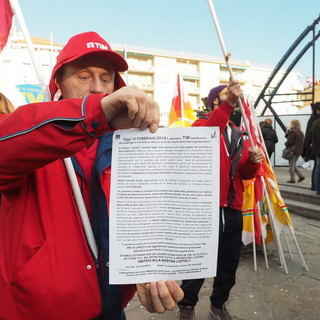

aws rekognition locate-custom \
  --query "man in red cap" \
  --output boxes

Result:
[178,82,263,320]
[0,32,183,320]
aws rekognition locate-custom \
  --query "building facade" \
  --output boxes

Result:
[0,32,305,126]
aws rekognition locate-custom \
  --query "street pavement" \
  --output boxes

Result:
[125,166,320,320]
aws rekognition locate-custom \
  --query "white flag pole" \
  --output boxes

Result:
[207,0,255,148]
[63,158,98,259]
[8,0,98,259]
[179,72,185,127]
[8,0,50,101]
[123,43,129,85]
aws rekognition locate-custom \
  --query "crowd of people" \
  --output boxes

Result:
[279,103,320,195]
[0,30,317,320]
[259,106,320,196]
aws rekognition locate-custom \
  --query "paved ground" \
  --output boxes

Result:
[272,166,313,191]
[125,166,320,320]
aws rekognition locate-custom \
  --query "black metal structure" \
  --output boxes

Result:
[254,15,320,133]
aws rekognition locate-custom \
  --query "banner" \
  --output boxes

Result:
[16,84,45,104]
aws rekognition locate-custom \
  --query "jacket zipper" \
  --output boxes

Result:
[94,256,106,318]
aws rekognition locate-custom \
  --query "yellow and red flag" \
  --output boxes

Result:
[241,99,265,246]
[241,98,293,247]
[242,181,258,245]
[168,73,196,127]
[262,158,293,229]
[0,0,14,52]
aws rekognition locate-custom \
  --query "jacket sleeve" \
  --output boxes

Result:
[0,94,110,191]
[192,101,234,132]
[285,130,295,147]
[274,131,278,143]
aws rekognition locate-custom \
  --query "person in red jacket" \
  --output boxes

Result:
[178,82,263,320]
[0,32,183,320]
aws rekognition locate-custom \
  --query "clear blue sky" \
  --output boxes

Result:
[16,0,320,84]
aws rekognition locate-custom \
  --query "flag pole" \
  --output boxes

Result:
[50,31,54,71]
[124,43,128,85]
[8,0,50,101]
[261,177,289,273]
[251,203,257,271]
[206,0,255,148]
[8,0,98,259]
[257,201,269,269]
[179,72,185,127]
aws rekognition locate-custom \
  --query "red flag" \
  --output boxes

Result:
[306,76,320,85]
[240,99,265,201]
[168,73,196,127]
[0,0,14,52]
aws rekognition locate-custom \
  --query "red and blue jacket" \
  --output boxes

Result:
[193,101,260,210]
[0,94,135,319]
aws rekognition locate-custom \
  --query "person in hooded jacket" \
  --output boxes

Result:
[302,102,320,190]
[310,115,320,195]
[261,118,278,159]
[0,32,183,320]
[177,83,263,320]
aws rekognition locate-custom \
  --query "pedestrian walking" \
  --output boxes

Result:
[284,120,305,183]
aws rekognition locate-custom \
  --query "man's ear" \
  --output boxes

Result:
[54,76,61,90]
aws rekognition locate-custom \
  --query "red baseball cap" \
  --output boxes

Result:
[49,31,128,98]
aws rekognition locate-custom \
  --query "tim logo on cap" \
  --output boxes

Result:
[86,42,109,50]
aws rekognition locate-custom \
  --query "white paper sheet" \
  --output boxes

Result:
[109,127,220,284]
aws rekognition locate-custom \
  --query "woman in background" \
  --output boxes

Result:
[261,118,278,159]
[285,119,305,183]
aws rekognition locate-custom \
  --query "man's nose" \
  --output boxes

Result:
[90,79,103,94]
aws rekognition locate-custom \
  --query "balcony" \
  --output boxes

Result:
[128,63,154,73]
[185,87,200,94]
[139,83,154,91]
[291,83,304,91]
[180,70,200,78]
[252,79,265,87]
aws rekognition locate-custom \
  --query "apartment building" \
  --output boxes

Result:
[0,32,305,126]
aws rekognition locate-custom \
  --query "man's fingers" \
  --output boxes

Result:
[165,280,184,302]
[226,80,242,106]
[101,86,160,132]
[248,147,264,163]
[139,100,159,132]
[137,280,183,314]
[157,281,177,310]
[149,281,178,313]
[122,88,142,122]
[136,283,156,313]
[149,282,167,313]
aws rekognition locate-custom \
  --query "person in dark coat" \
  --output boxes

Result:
[311,115,320,195]
[285,119,305,183]
[302,102,320,190]
[261,118,278,159]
